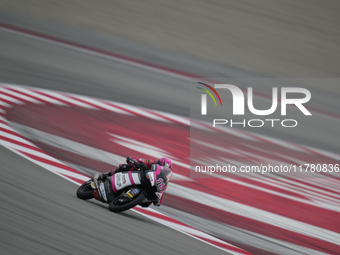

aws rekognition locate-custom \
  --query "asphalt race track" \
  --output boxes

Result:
[0,15,231,255]
[0,145,229,255]
[0,10,339,255]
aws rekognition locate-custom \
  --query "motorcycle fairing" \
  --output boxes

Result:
[112,171,141,193]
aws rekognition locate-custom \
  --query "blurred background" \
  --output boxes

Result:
[2,0,340,82]
[0,1,339,255]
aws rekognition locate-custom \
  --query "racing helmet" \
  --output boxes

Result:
[156,157,173,170]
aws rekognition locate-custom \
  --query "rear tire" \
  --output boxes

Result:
[76,180,94,200]
[108,192,146,213]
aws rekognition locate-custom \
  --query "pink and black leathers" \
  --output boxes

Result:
[102,156,173,207]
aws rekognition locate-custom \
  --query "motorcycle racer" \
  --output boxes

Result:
[99,156,173,207]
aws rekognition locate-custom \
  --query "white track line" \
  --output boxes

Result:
[1,84,340,255]
[167,183,340,245]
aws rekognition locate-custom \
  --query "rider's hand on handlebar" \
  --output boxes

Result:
[138,162,148,170]
[126,156,148,170]
[126,156,137,165]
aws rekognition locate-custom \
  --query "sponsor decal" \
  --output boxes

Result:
[147,172,155,186]
[131,188,140,195]
[127,188,140,198]
[116,173,122,187]
[99,183,107,201]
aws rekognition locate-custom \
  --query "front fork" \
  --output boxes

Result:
[91,173,114,203]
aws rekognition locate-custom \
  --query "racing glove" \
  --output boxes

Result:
[126,156,148,170]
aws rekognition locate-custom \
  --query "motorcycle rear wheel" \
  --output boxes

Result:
[76,180,94,200]
[108,192,146,213]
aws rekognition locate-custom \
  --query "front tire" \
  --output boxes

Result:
[108,192,146,213]
[76,180,94,200]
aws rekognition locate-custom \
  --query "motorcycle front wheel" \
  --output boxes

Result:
[76,180,94,200]
[108,192,146,213]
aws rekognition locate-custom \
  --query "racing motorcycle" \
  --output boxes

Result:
[76,163,172,212]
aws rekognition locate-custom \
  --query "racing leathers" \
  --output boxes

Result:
[100,156,169,207]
